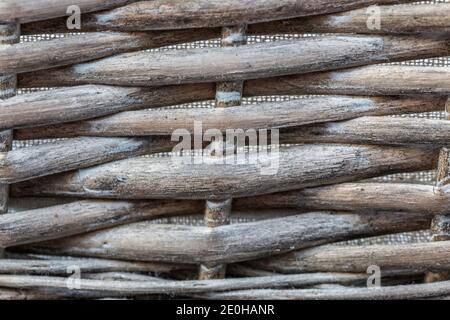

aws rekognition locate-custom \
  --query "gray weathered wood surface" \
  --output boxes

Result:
[11,3,446,76]
[10,145,438,199]
[0,30,214,75]
[22,3,448,35]
[4,84,213,131]
[282,116,450,146]
[17,36,450,87]
[199,281,450,300]
[0,0,138,23]
[0,273,368,296]
[16,0,417,30]
[0,256,184,275]
[17,211,431,264]
[7,65,449,134]
[8,181,450,216]
[250,241,450,274]
[0,137,174,184]
[0,200,202,247]
[235,182,450,215]
[247,65,450,97]
[12,96,444,137]
[252,4,450,36]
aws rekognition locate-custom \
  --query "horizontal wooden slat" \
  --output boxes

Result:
[0,137,174,184]
[235,182,450,215]
[0,200,203,248]
[22,3,446,35]
[250,241,450,274]
[0,256,183,275]
[282,116,450,146]
[9,182,450,216]
[17,0,417,30]
[13,96,444,137]
[14,4,447,75]
[0,273,368,297]
[4,66,450,134]
[10,145,438,199]
[0,0,138,23]
[254,3,450,36]
[0,30,216,75]
[17,211,431,264]
[200,281,450,300]
[17,35,450,88]
[3,182,449,248]
[247,65,450,97]
[8,66,449,134]
[15,3,448,75]
[3,84,214,131]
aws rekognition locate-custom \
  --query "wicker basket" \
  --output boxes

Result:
[0,0,449,300]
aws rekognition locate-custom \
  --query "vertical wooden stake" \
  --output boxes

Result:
[425,97,450,283]
[0,23,20,258]
[198,24,247,280]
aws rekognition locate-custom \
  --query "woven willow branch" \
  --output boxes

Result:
[10,96,444,135]
[18,211,431,264]
[7,0,417,28]
[21,3,448,35]
[10,144,437,199]
[0,0,137,24]
[0,180,449,251]
[250,241,450,274]
[17,35,450,87]
[1,0,449,300]
[2,66,447,133]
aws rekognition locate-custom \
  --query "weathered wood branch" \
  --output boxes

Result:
[253,4,450,36]
[5,197,298,221]
[0,137,174,184]
[235,182,450,215]
[8,66,450,134]
[249,241,450,274]
[16,211,432,264]
[0,0,138,24]
[0,256,186,275]
[0,30,216,75]
[20,0,418,31]
[199,281,450,300]
[282,116,450,146]
[0,273,369,296]
[0,272,431,299]
[0,199,203,248]
[10,145,438,199]
[16,3,448,77]
[248,65,450,97]
[2,84,214,131]
[22,3,447,35]
[4,182,448,248]
[13,96,445,138]
[17,35,450,88]
[11,67,450,134]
